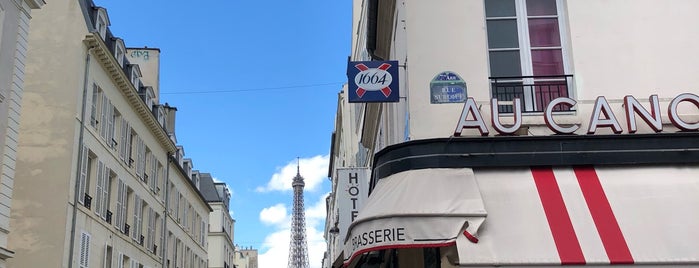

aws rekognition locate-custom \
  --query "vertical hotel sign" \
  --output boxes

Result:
[347,61,400,102]
[336,167,370,242]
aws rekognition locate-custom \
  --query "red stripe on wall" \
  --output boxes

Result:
[573,166,634,264]
[531,167,586,265]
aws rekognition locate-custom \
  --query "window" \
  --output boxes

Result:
[130,65,141,89]
[78,146,92,206]
[99,94,113,141]
[105,244,113,268]
[115,179,128,233]
[149,156,159,193]
[79,231,91,268]
[146,208,155,253]
[109,109,119,149]
[119,119,131,162]
[95,8,108,39]
[115,39,125,67]
[95,161,111,219]
[90,84,101,128]
[132,196,143,242]
[135,136,146,178]
[485,0,571,112]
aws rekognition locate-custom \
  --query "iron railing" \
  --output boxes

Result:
[490,75,574,113]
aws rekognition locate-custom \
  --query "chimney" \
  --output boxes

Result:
[163,103,177,143]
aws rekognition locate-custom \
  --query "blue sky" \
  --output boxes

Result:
[97,1,351,267]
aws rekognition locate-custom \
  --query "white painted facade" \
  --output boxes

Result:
[9,1,209,267]
[0,0,43,266]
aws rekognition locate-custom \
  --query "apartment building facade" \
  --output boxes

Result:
[327,0,699,267]
[199,172,235,268]
[10,0,210,267]
[0,0,43,266]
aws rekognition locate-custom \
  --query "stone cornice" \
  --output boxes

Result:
[84,33,177,154]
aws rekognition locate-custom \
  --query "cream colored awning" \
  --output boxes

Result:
[342,168,487,266]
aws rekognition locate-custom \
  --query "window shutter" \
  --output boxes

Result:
[95,161,104,216]
[100,94,109,140]
[107,101,115,147]
[100,170,110,218]
[115,179,125,231]
[146,207,155,251]
[132,195,142,240]
[79,232,90,268]
[90,85,99,128]
[116,253,124,268]
[150,156,158,192]
[119,118,127,161]
[78,146,88,205]
[130,259,138,268]
[124,125,132,165]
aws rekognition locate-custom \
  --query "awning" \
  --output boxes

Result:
[343,168,487,266]
[456,165,699,266]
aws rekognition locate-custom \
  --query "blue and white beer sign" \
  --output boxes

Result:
[347,60,400,103]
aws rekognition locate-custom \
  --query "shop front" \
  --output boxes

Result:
[343,133,699,267]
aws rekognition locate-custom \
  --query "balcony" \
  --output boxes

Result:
[490,75,574,113]
[106,210,113,224]
[124,223,130,236]
[83,193,92,209]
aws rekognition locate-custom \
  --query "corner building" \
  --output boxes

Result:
[326,0,699,267]
[10,1,210,267]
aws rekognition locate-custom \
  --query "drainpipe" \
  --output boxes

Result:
[162,153,171,268]
[68,46,94,268]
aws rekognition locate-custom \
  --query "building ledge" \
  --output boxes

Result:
[371,132,699,190]
[0,246,14,260]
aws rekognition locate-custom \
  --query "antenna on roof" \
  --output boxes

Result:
[296,157,300,175]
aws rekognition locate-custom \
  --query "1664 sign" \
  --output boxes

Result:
[347,61,400,103]
[454,93,699,136]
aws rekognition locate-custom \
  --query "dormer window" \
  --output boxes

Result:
[95,8,109,39]
[114,39,125,67]
[130,65,142,89]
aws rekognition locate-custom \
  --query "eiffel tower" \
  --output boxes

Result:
[287,161,310,268]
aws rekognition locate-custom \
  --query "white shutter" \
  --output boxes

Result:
[130,259,138,268]
[125,126,132,166]
[103,243,111,268]
[116,253,124,268]
[79,232,91,268]
[90,85,99,128]
[115,179,125,231]
[100,94,109,140]
[132,195,142,241]
[95,161,104,216]
[119,118,127,160]
[150,156,158,192]
[107,101,115,147]
[100,170,110,218]
[146,207,155,251]
[78,146,88,205]
[136,137,145,178]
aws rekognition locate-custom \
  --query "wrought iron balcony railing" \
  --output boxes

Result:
[490,75,574,113]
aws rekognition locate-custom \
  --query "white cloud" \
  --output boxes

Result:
[258,193,329,268]
[256,155,329,193]
[259,203,289,226]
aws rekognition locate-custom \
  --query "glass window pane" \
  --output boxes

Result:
[485,0,516,17]
[531,49,564,76]
[487,19,519,49]
[489,50,522,77]
[526,0,557,16]
[528,18,561,47]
